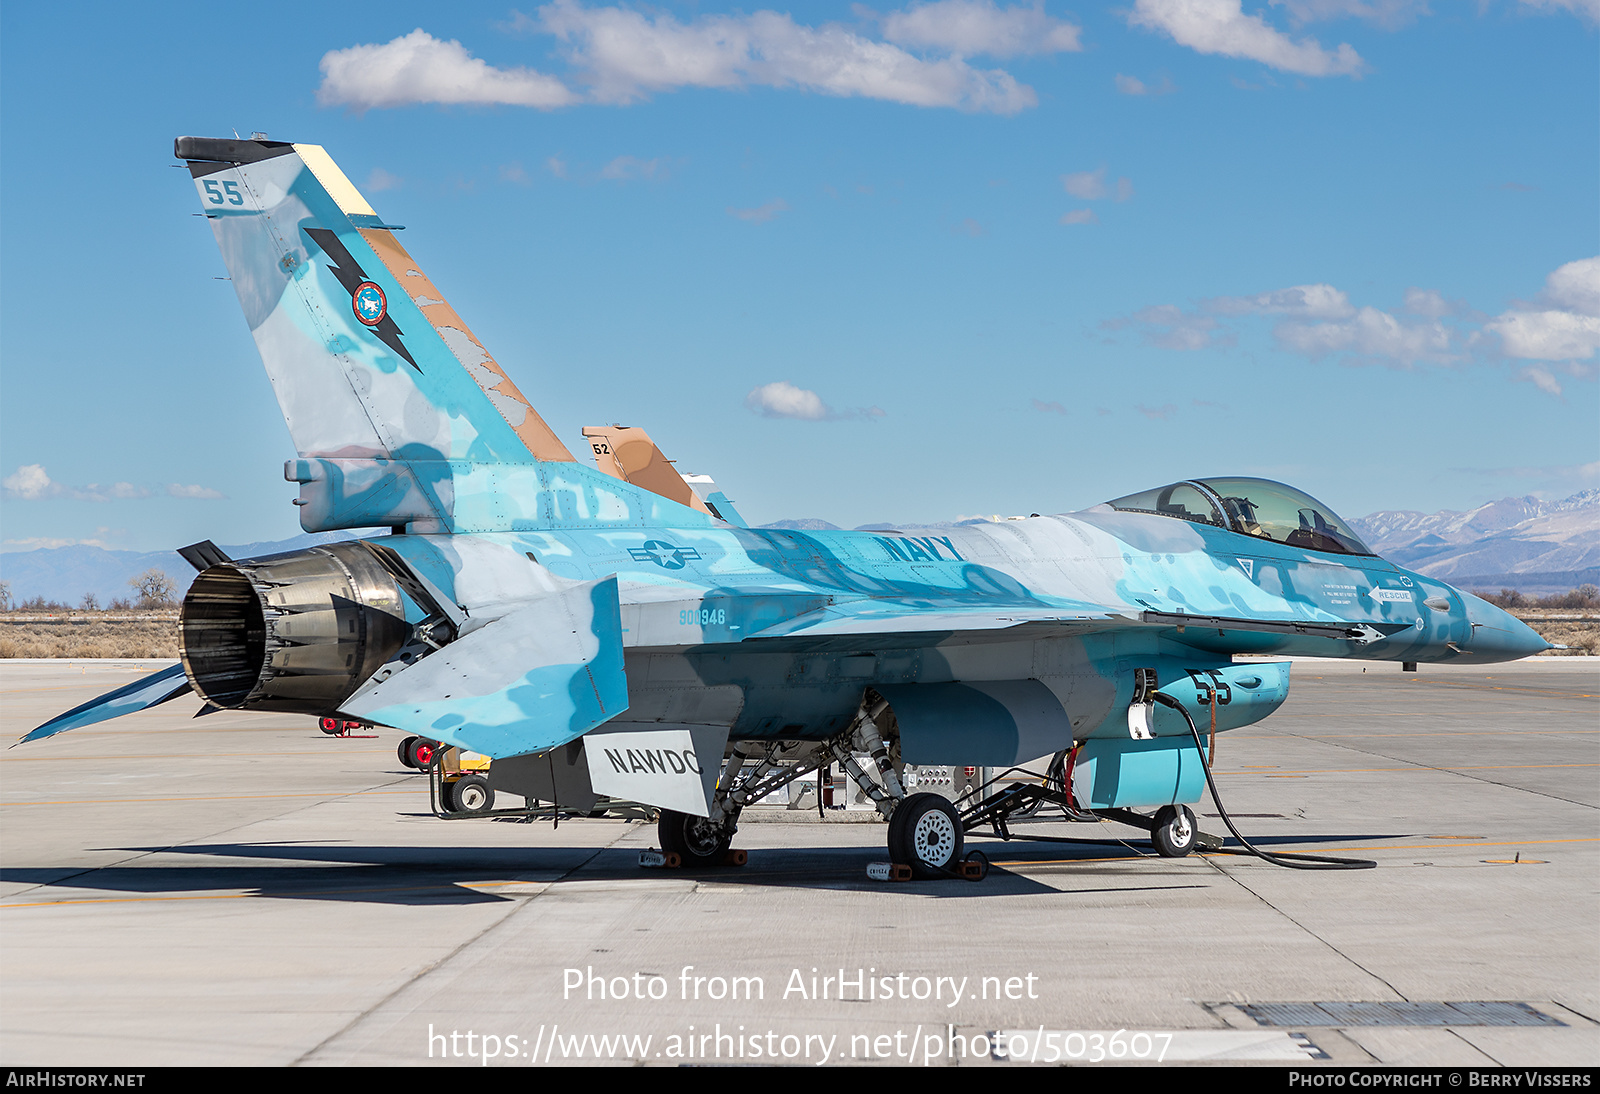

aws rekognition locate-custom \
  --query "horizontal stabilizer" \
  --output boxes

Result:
[343,577,628,758]
[177,540,232,572]
[19,664,191,744]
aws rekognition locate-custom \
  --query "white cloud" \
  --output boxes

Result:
[546,155,569,178]
[3,464,56,500]
[1271,0,1430,29]
[2,465,220,502]
[366,167,403,191]
[1114,305,1232,350]
[167,484,227,500]
[1542,256,1600,316]
[318,29,576,109]
[320,9,1042,115]
[1062,168,1135,203]
[728,199,790,223]
[1204,283,1355,318]
[1403,287,1454,318]
[747,381,830,419]
[1060,209,1098,225]
[1115,73,1175,94]
[86,483,153,501]
[1,536,116,552]
[537,0,1036,113]
[1128,0,1364,77]
[1517,0,1600,23]
[0,465,150,502]
[599,155,669,181]
[1062,168,1106,199]
[879,0,1083,57]
[1123,264,1600,394]
[1486,257,1600,362]
[1274,307,1455,365]
[744,381,883,420]
[1515,365,1564,396]
[1489,310,1600,361]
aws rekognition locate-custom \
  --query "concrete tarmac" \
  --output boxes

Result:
[1,658,1595,1067]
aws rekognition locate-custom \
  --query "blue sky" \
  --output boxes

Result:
[2,0,1596,553]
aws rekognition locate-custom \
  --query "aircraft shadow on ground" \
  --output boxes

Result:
[0,828,1407,905]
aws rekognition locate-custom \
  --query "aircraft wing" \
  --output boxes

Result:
[341,577,628,759]
[19,663,191,744]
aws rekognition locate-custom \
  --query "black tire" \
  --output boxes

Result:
[658,809,732,868]
[320,717,343,736]
[445,774,495,814]
[406,738,437,770]
[1152,804,1197,857]
[398,736,419,768]
[887,792,964,878]
[887,797,910,853]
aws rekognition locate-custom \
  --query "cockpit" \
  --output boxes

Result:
[1106,478,1374,556]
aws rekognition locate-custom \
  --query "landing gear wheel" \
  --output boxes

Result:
[658,809,733,868]
[1152,804,1197,857]
[445,775,495,814]
[887,793,964,878]
[398,736,419,768]
[405,738,437,770]
[320,717,343,736]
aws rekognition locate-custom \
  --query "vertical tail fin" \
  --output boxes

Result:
[178,136,573,465]
[582,425,749,526]
[179,137,712,535]
[582,425,712,515]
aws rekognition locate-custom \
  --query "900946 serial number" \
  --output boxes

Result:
[680,608,727,626]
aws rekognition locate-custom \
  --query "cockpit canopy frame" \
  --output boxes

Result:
[1107,477,1374,557]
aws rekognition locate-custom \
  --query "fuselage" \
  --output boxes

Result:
[362,506,1546,747]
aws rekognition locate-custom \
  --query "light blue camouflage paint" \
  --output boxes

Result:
[23,138,1551,822]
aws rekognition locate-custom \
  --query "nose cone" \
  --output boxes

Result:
[1460,591,1551,662]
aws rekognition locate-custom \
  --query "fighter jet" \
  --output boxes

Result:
[581,424,747,526]
[23,137,1550,878]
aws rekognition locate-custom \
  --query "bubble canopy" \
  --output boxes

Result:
[1106,478,1374,557]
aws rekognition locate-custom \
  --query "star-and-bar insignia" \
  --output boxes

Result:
[628,540,703,570]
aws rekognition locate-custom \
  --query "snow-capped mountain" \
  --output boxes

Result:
[1348,490,1600,592]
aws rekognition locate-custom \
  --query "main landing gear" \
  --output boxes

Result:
[657,810,737,868]
[886,793,964,878]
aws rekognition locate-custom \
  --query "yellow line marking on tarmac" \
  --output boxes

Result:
[989,837,1599,869]
[1210,763,1597,775]
[1291,718,1590,725]
[3,789,420,806]
[1311,679,1596,699]
[1215,837,1597,855]
[1227,728,1591,739]
[2,751,391,761]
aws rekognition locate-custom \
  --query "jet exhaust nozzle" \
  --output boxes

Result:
[179,542,410,713]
